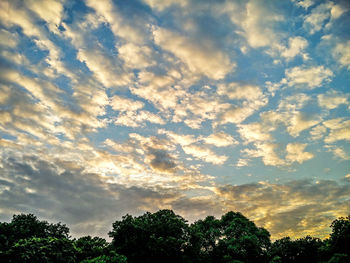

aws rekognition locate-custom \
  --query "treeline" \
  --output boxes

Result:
[0,210,349,263]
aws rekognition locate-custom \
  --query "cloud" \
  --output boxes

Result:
[0,153,182,238]
[146,149,177,173]
[110,95,144,112]
[261,94,321,137]
[77,48,131,88]
[202,132,237,147]
[85,0,150,44]
[0,29,18,48]
[323,118,350,143]
[242,143,285,167]
[310,125,327,140]
[241,0,283,48]
[159,130,228,165]
[291,0,315,9]
[142,0,188,12]
[302,1,348,34]
[287,111,320,137]
[216,83,268,125]
[280,36,309,61]
[284,66,333,89]
[318,90,349,109]
[216,179,350,239]
[158,129,197,147]
[332,40,350,70]
[182,144,228,165]
[153,27,233,80]
[114,111,165,127]
[118,43,155,69]
[238,123,272,143]
[25,0,64,34]
[326,145,350,161]
[217,82,264,101]
[131,72,181,111]
[286,143,314,164]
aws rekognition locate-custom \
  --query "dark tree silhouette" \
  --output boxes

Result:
[109,209,188,263]
[1,211,349,263]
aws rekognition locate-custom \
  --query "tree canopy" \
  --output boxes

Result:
[0,211,349,263]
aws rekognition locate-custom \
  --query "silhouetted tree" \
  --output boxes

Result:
[109,209,189,263]
[186,216,221,262]
[1,212,349,263]
[7,237,75,263]
[329,215,350,256]
[75,236,110,262]
[270,236,324,263]
[0,214,70,261]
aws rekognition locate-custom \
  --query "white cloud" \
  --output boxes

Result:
[286,143,314,164]
[85,0,148,43]
[324,118,350,143]
[26,0,64,34]
[110,95,144,112]
[310,125,327,140]
[0,29,18,48]
[280,36,308,61]
[236,158,249,167]
[115,111,165,127]
[142,0,188,11]
[118,43,155,68]
[217,83,263,101]
[243,143,285,166]
[153,27,233,80]
[303,2,332,34]
[241,0,283,48]
[287,111,320,137]
[202,132,237,147]
[238,123,272,143]
[326,146,350,161]
[182,144,228,165]
[318,90,348,109]
[303,1,348,34]
[77,49,131,88]
[291,0,314,9]
[216,83,268,126]
[284,66,333,89]
[332,40,350,70]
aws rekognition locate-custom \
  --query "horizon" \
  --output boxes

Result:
[0,0,349,241]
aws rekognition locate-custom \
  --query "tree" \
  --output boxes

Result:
[329,215,350,256]
[187,216,222,263]
[217,212,271,263]
[75,236,110,262]
[187,212,270,263]
[270,236,323,263]
[0,214,70,261]
[109,209,189,263]
[7,237,76,263]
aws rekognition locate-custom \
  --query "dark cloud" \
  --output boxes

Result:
[148,148,177,173]
[0,152,180,238]
[217,180,350,239]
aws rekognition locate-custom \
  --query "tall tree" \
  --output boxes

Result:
[109,209,188,263]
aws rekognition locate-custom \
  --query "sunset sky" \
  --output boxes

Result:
[0,0,350,240]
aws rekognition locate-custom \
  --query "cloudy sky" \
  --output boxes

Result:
[0,0,350,240]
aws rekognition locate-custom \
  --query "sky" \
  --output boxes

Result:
[0,0,350,240]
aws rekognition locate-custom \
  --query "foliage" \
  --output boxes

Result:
[329,215,350,255]
[75,236,110,262]
[109,209,188,263]
[8,237,75,263]
[270,236,324,263]
[0,211,349,263]
[80,251,128,263]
